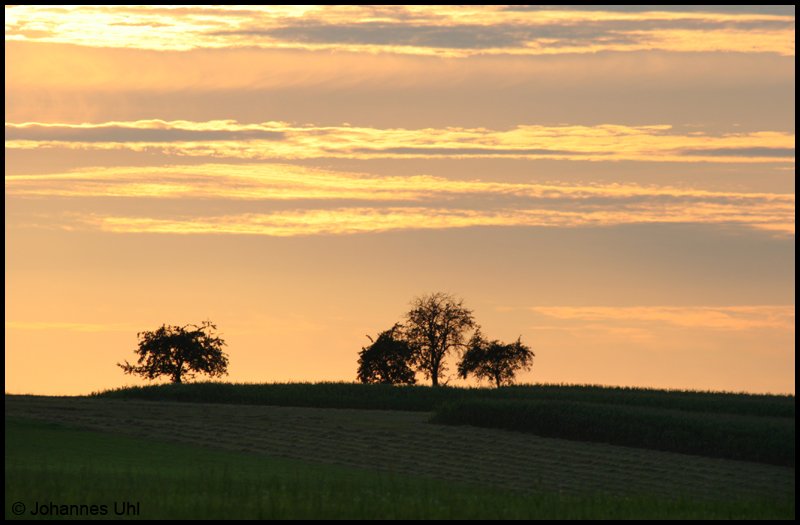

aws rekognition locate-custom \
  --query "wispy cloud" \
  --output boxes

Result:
[75,204,794,237]
[680,147,795,158]
[5,121,285,142]
[34,208,800,238]
[529,305,795,331]
[6,121,795,162]
[503,6,796,16]
[5,5,794,56]
[4,163,794,202]
[6,163,793,236]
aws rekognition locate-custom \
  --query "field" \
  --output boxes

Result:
[5,384,796,519]
[94,382,795,467]
[94,381,795,417]
[432,399,794,466]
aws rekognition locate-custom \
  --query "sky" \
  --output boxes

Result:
[4,5,795,395]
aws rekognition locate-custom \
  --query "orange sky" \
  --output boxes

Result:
[5,5,795,395]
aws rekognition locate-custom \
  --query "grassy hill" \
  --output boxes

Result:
[5,382,795,519]
[92,382,795,466]
[7,417,793,520]
[92,381,795,417]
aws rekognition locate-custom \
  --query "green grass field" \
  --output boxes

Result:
[5,383,796,519]
[5,418,793,520]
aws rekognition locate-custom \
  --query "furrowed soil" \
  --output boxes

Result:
[5,395,793,501]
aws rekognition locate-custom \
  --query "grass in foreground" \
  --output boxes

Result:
[4,418,794,519]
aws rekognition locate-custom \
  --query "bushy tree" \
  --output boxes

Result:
[118,320,228,384]
[404,292,475,387]
[357,324,416,385]
[458,330,534,387]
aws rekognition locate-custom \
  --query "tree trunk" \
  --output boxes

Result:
[173,359,184,384]
[430,354,440,387]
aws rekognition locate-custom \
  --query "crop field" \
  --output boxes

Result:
[6,417,792,520]
[92,382,795,466]
[94,381,795,417]
[432,399,794,466]
[5,390,795,519]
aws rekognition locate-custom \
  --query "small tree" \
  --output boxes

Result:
[404,292,475,387]
[357,324,416,385]
[118,320,229,384]
[458,330,534,387]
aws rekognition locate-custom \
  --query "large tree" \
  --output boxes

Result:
[356,324,416,385]
[404,292,475,387]
[458,330,534,387]
[118,320,229,384]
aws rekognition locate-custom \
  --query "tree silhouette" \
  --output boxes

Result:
[404,292,475,387]
[118,320,228,384]
[458,329,534,387]
[356,324,416,385]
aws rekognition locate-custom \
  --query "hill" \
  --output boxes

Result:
[5,383,795,519]
[91,382,795,466]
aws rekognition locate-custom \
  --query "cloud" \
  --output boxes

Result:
[75,204,794,237]
[5,123,285,143]
[529,305,795,331]
[248,23,529,50]
[504,6,796,16]
[5,5,794,56]
[348,147,602,156]
[680,147,795,158]
[5,162,794,203]
[244,18,792,51]
[6,121,794,163]
[7,162,792,236]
